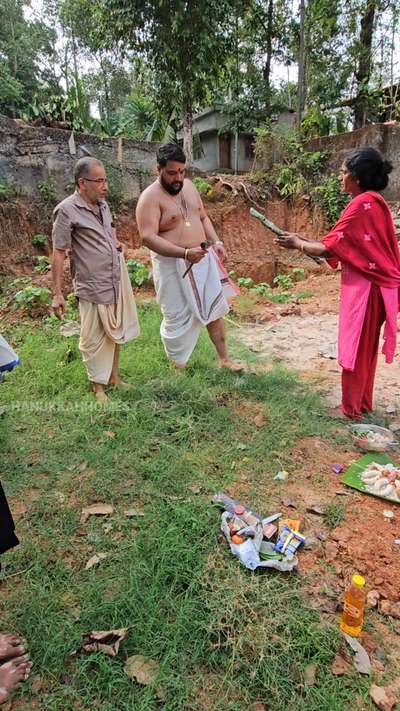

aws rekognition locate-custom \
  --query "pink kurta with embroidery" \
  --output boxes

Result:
[322,191,400,372]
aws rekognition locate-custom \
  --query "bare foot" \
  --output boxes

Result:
[0,635,26,662]
[328,406,357,420]
[92,386,109,404]
[108,379,132,391]
[218,360,245,372]
[170,361,186,371]
[0,655,32,705]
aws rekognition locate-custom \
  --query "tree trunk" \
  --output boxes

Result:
[262,0,274,111]
[297,0,306,126]
[353,0,376,129]
[182,106,193,169]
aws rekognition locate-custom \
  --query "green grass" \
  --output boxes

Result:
[0,306,373,710]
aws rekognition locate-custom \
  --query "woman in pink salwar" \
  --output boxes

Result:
[276,147,400,419]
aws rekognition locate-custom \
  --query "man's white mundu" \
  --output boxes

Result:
[152,248,234,365]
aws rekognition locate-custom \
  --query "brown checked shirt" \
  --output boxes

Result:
[52,191,120,305]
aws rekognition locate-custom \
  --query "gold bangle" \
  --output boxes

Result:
[184,248,188,260]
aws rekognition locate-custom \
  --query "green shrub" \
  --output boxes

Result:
[193,177,212,195]
[273,273,293,290]
[292,267,306,281]
[32,233,48,247]
[312,173,349,225]
[37,180,57,203]
[251,282,270,297]
[15,286,51,312]
[33,256,51,273]
[237,277,254,289]
[126,259,152,287]
[0,181,10,201]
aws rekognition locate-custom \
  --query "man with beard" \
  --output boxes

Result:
[136,143,241,370]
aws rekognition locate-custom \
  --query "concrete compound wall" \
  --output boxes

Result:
[306,123,400,202]
[0,115,160,202]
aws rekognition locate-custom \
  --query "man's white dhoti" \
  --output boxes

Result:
[151,248,235,366]
[79,256,140,383]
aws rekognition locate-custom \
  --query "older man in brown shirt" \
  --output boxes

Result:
[52,157,139,403]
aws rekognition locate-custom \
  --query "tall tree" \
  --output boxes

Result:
[353,0,378,128]
[297,0,307,124]
[99,0,234,165]
[0,0,58,116]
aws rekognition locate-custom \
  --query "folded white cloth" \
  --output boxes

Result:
[151,248,232,366]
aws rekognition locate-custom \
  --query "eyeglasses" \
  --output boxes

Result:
[84,177,108,184]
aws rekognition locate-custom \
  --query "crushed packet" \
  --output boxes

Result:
[275,526,305,559]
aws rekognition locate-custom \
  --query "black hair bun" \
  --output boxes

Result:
[381,159,393,176]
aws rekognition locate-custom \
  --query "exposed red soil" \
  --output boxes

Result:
[0,190,325,283]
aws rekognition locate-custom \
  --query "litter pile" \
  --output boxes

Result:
[213,492,305,572]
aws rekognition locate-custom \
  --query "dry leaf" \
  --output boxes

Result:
[282,497,297,509]
[189,483,201,494]
[124,508,144,518]
[31,676,44,693]
[124,655,159,685]
[307,504,325,515]
[72,628,128,657]
[104,431,116,439]
[253,414,266,428]
[252,703,267,711]
[10,501,27,517]
[304,663,317,686]
[76,460,88,473]
[60,320,81,337]
[343,633,371,675]
[369,684,396,711]
[85,552,108,570]
[367,590,380,609]
[80,503,114,523]
[379,600,400,619]
[331,650,352,675]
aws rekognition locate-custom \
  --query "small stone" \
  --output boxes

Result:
[389,421,400,432]
[379,600,400,619]
[383,510,394,519]
[304,535,318,550]
[307,504,325,515]
[394,539,400,545]
[385,404,397,415]
[367,590,380,609]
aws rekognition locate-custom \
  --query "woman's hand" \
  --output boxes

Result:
[275,233,303,250]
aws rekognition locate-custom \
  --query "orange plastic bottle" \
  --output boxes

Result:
[340,574,367,636]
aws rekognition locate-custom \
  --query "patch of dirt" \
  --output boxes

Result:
[1,188,325,285]
[235,273,400,411]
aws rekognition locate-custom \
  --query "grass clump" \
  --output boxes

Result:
[324,501,346,530]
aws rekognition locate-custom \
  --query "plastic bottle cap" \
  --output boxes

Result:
[234,505,245,515]
[352,574,365,588]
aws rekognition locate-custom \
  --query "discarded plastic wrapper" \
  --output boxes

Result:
[274,470,289,481]
[213,492,282,538]
[332,463,344,474]
[278,517,301,534]
[221,511,298,572]
[275,526,305,559]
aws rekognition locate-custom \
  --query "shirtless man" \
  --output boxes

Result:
[136,143,241,369]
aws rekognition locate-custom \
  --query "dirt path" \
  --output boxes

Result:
[235,278,400,414]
